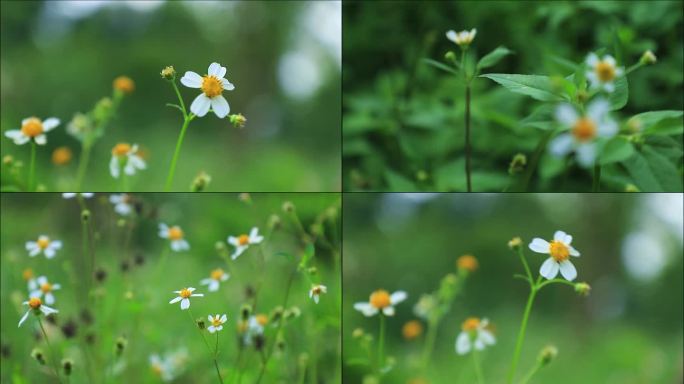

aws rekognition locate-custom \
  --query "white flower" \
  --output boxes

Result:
[207,314,228,333]
[241,315,267,345]
[309,284,327,304]
[159,223,190,252]
[550,99,618,167]
[30,276,61,305]
[200,268,229,292]
[227,227,264,260]
[529,230,581,281]
[455,317,496,355]
[26,235,62,259]
[586,53,624,93]
[446,28,477,47]
[109,143,146,179]
[23,269,38,291]
[62,193,94,199]
[18,297,58,327]
[4,117,60,145]
[169,287,203,310]
[109,194,133,216]
[354,289,407,317]
[149,354,174,382]
[181,62,235,118]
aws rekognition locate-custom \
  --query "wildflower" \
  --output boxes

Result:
[200,268,229,292]
[309,284,327,304]
[551,99,617,167]
[149,354,174,382]
[354,289,407,317]
[402,320,423,340]
[585,53,624,92]
[52,147,72,165]
[109,193,133,216]
[574,282,591,296]
[113,76,135,94]
[159,223,190,252]
[160,66,176,80]
[229,113,247,128]
[180,62,235,118]
[207,314,228,333]
[508,153,527,175]
[457,254,478,272]
[169,287,204,310]
[241,315,267,345]
[26,235,62,259]
[446,28,477,47]
[191,171,212,192]
[5,117,60,145]
[413,294,436,320]
[23,268,38,291]
[640,50,657,65]
[18,297,58,327]
[508,237,523,250]
[30,276,61,305]
[529,230,581,281]
[110,143,146,178]
[63,193,94,199]
[227,227,264,260]
[455,317,496,355]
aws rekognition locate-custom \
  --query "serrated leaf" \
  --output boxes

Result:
[480,74,567,102]
[599,136,635,165]
[422,58,460,76]
[608,76,628,111]
[477,46,513,71]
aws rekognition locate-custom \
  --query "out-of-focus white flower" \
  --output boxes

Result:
[149,354,174,382]
[169,287,203,310]
[200,268,229,292]
[309,284,327,304]
[159,223,190,252]
[109,143,146,178]
[30,276,61,305]
[446,28,477,47]
[586,53,624,92]
[18,297,58,327]
[529,230,581,281]
[354,289,407,317]
[62,193,94,199]
[455,317,496,355]
[207,314,228,333]
[26,235,62,259]
[180,62,235,118]
[23,268,38,291]
[4,117,60,145]
[109,194,134,216]
[227,227,264,260]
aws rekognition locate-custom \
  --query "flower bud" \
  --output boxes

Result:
[268,214,282,230]
[508,237,523,250]
[160,66,176,80]
[640,50,657,65]
[444,51,456,62]
[31,348,45,365]
[229,113,247,129]
[508,153,527,175]
[284,306,301,320]
[538,345,558,366]
[240,304,252,320]
[456,254,478,272]
[574,282,591,296]
[2,155,13,165]
[62,358,73,376]
[352,328,365,338]
[196,318,206,330]
[94,267,107,283]
[81,209,91,222]
[93,97,113,123]
[113,76,135,94]
[238,192,251,203]
[416,170,429,182]
[115,336,127,356]
[270,306,284,323]
[191,171,212,192]
[282,201,295,213]
[625,184,640,193]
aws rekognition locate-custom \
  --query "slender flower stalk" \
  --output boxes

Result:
[38,317,64,384]
[472,348,484,384]
[465,83,472,192]
[377,313,386,375]
[28,141,37,191]
[186,309,223,383]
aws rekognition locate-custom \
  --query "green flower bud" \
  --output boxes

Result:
[574,282,591,296]
[229,113,247,129]
[640,50,657,65]
[508,153,527,175]
[508,237,523,251]
[160,66,176,80]
[62,358,73,376]
[538,345,558,366]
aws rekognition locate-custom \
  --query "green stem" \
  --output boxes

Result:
[472,348,484,384]
[624,62,644,76]
[592,164,601,192]
[28,141,37,191]
[74,142,92,192]
[377,313,386,377]
[516,247,533,284]
[38,317,64,384]
[508,286,538,384]
[465,84,472,192]
[420,318,439,372]
[170,79,187,115]
[520,360,543,384]
[164,115,193,191]
[120,162,129,192]
[521,131,554,191]
[536,278,576,290]
[187,309,223,384]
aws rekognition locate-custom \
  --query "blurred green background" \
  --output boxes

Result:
[343,1,684,192]
[1,192,341,383]
[343,193,683,383]
[1,0,341,191]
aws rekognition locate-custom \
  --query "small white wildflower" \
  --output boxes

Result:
[354,289,407,317]
[26,235,62,259]
[159,223,190,252]
[455,317,496,355]
[180,62,235,118]
[169,287,204,310]
[227,227,264,260]
[4,117,60,145]
[529,230,581,281]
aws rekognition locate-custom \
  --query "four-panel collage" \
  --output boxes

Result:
[0,1,682,384]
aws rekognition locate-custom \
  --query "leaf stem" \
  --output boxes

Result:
[28,140,37,191]
[520,360,544,384]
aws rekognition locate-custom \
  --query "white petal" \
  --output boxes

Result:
[211,96,229,118]
[313,295,320,304]
[446,30,457,43]
[553,231,568,242]
[170,241,182,252]
[4,129,24,140]
[575,143,596,168]
[549,134,574,157]
[220,314,227,322]
[603,55,616,66]
[529,238,550,254]
[558,260,577,281]
[479,329,496,345]
[390,291,407,305]
[555,103,578,127]
[539,258,560,280]
[180,71,202,88]
[221,78,234,91]
[474,338,485,350]
[180,298,190,310]
[587,99,610,122]
[30,290,41,299]
[50,241,62,250]
[603,82,615,93]
[41,305,58,315]
[231,246,247,260]
[209,281,219,292]
[456,332,471,355]
[382,306,395,316]
[37,276,47,285]
[159,223,169,238]
[190,94,211,117]
[207,62,222,76]
[200,279,211,285]
[187,287,196,292]
[44,248,56,259]
[227,236,238,246]
[110,156,120,178]
[208,325,216,333]
[45,293,55,305]
[569,246,580,257]
[42,118,60,131]
[13,135,30,145]
[34,135,47,145]
[128,154,146,170]
[586,53,599,67]
[169,296,182,304]
[598,119,618,137]
[52,284,61,290]
[18,311,30,327]
[353,302,378,317]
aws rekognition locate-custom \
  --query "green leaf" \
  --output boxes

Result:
[422,58,460,76]
[477,46,513,71]
[622,146,683,191]
[480,74,566,102]
[298,243,315,269]
[385,169,419,191]
[607,76,628,111]
[631,110,684,135]
[599,137,635,165]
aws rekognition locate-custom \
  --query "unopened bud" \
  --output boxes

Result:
[240,304,252,320]
[538,345,558,365]
[574,282,591,296]
[81,210,91,221]
[31,348,45,365]
[508,237,523,250]
[640,50,657,65]
[508,153,527,175]
[62,359,73,376]
[282,201,295,213]
[445,51,456,63]
[191,171,211,192]
[352,328,364,338]
[115,336,127,356]
[2,155,13,165]
[268,214,282,230]
[284,306,301,320]
[270,306,284,323]
[229,113,247,129]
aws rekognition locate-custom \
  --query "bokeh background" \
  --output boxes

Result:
[1,0,341,191]
[343,193,684,383]
[343,1,684,191]
[0,192,341,383]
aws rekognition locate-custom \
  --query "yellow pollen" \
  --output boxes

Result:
[40,283,52,293]
[23,268,34,281]
[112,143,131,157]
[211,317,223,326]
[21,117,44,137]
[462,317,481,332]
[369,289,391,309]
[256,314,268,326]
[37,237,50,249]
[210,268,224,280]
[238,234,250,246]
[549,240,570,262]
[572,118,597,142]
[312,286,322,295]
[168,227,183,241]
[201,75,223,98]
[179,288,192,298]
[28,297,42,309]
[595,61,616,82]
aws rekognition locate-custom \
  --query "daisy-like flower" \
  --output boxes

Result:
[529,230,580,281]
[207,314,228,333]
[149,354,174,382]
[586,53,624,93]
[169,287,203,310]
[550,99,618,167]
[354,289,407,317]
[181,62,235,118]
[227,227,264,260]
[23,268,38,291]
[159,223,190,251]
[4,117,60,145]
[109,143,146,178]
[26,235,62,259]
[240,314,267,345]
[18,297,58,327]
[30,276,61,305]
[309,284,327,304]
[109,194,134,216]
[446,28,477,47]
[63,193,94,199]
[200,268,229,292]
[455,317,496,355]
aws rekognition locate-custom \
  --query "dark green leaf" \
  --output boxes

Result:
[599,137,635,165]
[385,169,419,191]
[422,58,460,76]
[622,146,683,191]
[479,74,567,102]
[632,110,684,135]
[607,76,628,111]
[477,46,513,71]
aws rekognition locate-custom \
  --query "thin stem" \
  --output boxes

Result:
[164,115,193,191]
[472,348,484,384]
[592,164,601,192]
[507,286,538,384]
[521,131,554,191]
[520,360,544,384]
[465,84,472,192]
[120,162,129,192]
[170,79,187,115]
[516,247,533,284]
[377,313,386,376]
[536,278,575,290]
[624,62,644,76]
[186,309,223,383]
[28,141,37,191]
[420,318,439,373]
[74,142,92,192]
[38,317,64,384]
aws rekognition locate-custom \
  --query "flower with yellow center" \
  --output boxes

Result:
[169,287,204,310]
[227,227,264,260]
[309,284,328,304]
[446,28,477,47]
[550,99,617,167]
[354,289,407,317]
[23,268,38,291]
[26,235,62,259]
[586,53,624,92]
[457,254,478,272]
[30,276,61,305]
[529,230,581,281]
[402,320,424,340]
[5,116,60,145]
[455,316,496,355]
[207,314,228,333]
[180,62,235,118]
[63,193,94,199]
[109,193,133,216]
[109,142,146,179]
[159,223,190,252]
[200,268,230,292]
[149,354,174,382]
[113,76,135,94]
[52,146,72,165]
[18,296,58,327]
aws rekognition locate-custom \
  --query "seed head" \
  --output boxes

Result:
[31,348,45,365]
[508,153,527,175]
[268,214,282,230]
[62,359,73,376]
[61,319,78,339]
[196,318,206,330]
[229,113,247,129]
[282,201,295,213]
[160,66,176,80]
[538,345,558,365]
[240,304,252,320]
[508,237,523,251]
[115,336,128,356]
[191,171,212,192]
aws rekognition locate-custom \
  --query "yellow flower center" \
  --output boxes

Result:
[211,317,223,327]
[238,234,250,246]
[370,290,391,309]
[595,61,616,82]
[402,320,423,340]
[462,317,481,332]
[237,320,248,333]
[457,255,478,272]
[40,283,52,293]
[572,118,597,142]
[29,297,42,309]
[179,288,192,298]
[52,147,72,165]
[168,226,183,241]
[549,240,570,262]
[312,286,323,295]
[112,143,131,157]
[23,268,34,281]
[37,237,50,249]
[201,75,223,98]
[256,314,268,326]
[113,76,135,94]
[210,268,225,280]
[21,118,44,137]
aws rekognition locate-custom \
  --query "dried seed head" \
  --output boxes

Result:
[196,318,206,330]
[61,319,78,339]
[240,304,252,320]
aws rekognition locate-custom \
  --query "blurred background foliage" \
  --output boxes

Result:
[0,193,341,383]
[1,0,341,191]
[343,1,683,192]
[343,193,683,383]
